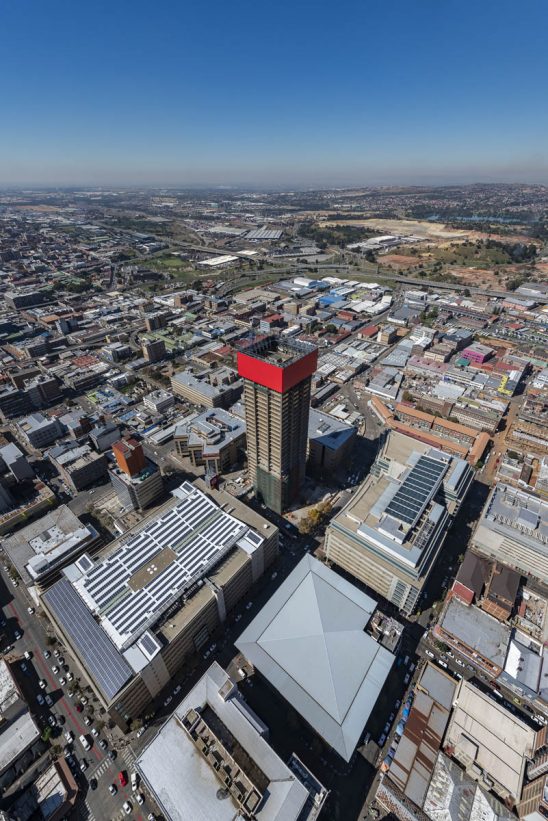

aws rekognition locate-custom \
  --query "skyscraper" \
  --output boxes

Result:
[237,336,317,514]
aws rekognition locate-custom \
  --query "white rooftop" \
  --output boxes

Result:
[236,556,394,761]
[136,662,323,821]
[75,482,263,649]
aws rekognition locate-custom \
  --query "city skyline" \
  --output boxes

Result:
[1,0,547,186]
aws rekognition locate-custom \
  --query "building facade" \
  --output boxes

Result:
[237,336,317,513]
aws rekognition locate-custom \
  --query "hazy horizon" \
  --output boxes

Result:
[1,0,547,187]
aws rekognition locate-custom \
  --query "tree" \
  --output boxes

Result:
[402,390,414,403]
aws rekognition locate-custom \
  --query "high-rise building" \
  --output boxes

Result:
[110,439,163,511]
[142,338,166,362]
[237,336,317,513]
[112,439,146,477]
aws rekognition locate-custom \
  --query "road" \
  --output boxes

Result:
[0,566,149,821]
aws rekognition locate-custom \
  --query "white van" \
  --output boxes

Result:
[79,734,91,751]
[131,771,139,791]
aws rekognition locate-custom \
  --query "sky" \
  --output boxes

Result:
[1,0,547,188]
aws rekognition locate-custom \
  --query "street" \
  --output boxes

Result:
[0,564,149,821]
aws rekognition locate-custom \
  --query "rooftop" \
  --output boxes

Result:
[3,504,97,584]
[236,555,394,762]
[174,407,246,456]
[42,483,270,702]
[438,598,510,668]
[136,661,326,821]
[477,484,548,555]
[308,408,355,452]
[329,431,470,571]
[0,711,40,777]
[445,679,538,801]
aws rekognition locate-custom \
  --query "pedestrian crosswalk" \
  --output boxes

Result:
[90,757,110,780]
[122,745,135,766]
[84,800,96,821]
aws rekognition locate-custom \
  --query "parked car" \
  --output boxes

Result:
[109,784,117,796]
[119,771,128,787]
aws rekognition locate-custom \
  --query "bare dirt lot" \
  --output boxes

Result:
[320,217,472,239]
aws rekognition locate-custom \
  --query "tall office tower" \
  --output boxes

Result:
[237,336,318,514]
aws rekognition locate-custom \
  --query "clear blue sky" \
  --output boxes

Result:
[1,0,547,187]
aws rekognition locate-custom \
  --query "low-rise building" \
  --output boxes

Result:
[307,408,356,477]
[0,443,34,482]
[17,413,64,449]
[171,366,243,409]
[88,421,119,452]
[444,679,545,806]
[143,389,175,415]
[433,598,511,677]
[3,505,100,590]
[472,484,548,586]
[174,408,246,475]
[48,441,108,492]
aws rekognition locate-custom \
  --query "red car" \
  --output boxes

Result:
[75,704,83,713]
[118,771,128,787]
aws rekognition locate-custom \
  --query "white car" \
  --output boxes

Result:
[91,727,99,737]
[52,666,59,674]
[39,679,47,690]
[123,801,132,815]
[27,607,35,615]
[136,793,145,805]
[64,731,74,743]
[67,672,73,681]
[59,677,66,686]
[84,717,92,726]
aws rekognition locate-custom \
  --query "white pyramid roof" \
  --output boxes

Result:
[236,555,395,761]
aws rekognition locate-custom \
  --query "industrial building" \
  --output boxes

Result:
[41,482,278,727]
[237,336,318,513]
[325,430,473,615]
[236,555,394,762]
[135,662,328,821]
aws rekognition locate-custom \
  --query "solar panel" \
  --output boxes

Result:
[43,579,132,701]
[385,454,447,527]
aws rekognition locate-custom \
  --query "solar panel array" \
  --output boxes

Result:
[385,454,447,527]
[81,486,255,647]
[43,579,132,701]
